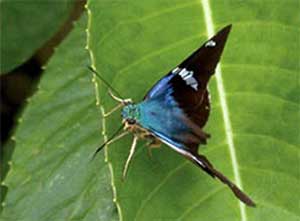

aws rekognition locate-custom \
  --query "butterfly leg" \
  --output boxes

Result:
[103,103,123,117]
[122,136,138,180]
[103,90,133,117]
[106,131,129,146]
[92,131,129,158]
[108,89,132,104]
[147,139,161,158]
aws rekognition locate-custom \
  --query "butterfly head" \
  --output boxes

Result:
[121,104,140,125]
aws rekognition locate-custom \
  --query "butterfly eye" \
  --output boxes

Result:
[127,119,136,125]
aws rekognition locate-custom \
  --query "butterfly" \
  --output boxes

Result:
[90,24,255,207]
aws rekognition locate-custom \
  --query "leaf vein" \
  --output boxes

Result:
[134,161,189,221]
[241,166,299,183]
[223,63,298,76]
[227,91,298,106]
[201,0,247,220]
[98,2,199,46]
[234,132,299,151]
[177,186,225,221]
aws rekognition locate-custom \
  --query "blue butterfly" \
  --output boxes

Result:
[90,25,255,207]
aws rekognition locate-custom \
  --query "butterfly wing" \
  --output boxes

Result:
[138,96,255,207]
[153,129,256,207]
[144,25,232,148]
[144,25,232,99]
[139,25,255,206]
[140,25,233,154]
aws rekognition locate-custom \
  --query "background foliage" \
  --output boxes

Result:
[0,0,73,73]
[1,14,117,221]
[1,0,299,221]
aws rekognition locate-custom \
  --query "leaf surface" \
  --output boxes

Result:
[0,0,72,73]
[1,15,118,221]
[88,0,299,221]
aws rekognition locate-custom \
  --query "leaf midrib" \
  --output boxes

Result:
[87,1,249,220]
[201,0,247,220]
[86,4,123,221]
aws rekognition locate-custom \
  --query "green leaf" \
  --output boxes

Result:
[0,0,73,73]
[1,15,118,221]
[88,0,299,221]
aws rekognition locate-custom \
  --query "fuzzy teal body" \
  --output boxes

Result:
[121,104,141,124]
[115,25,255,207]
[121,94,190,150]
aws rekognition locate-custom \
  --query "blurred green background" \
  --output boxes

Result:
[1,1,299,221]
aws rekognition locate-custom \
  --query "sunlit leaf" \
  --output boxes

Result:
[88,0,299,221]
[0,15,118,221]
[1,0,73,73]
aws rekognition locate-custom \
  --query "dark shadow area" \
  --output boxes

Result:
[0,0,86,211]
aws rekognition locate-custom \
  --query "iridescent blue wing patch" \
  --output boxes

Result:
[138,25,255,206]
[91,25,255,206]
[144,25,232,148]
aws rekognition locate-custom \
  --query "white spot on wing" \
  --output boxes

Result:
[178,68,198,90]
[205,40,216,47]
[172,67,180,74]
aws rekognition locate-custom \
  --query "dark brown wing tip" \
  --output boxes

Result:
[223,24,232,31]
[232,185,256,207]
[217,24,232,36]
[210,24,232,46]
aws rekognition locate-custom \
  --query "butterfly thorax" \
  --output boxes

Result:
[122,104,161,146]
[121,104,140,124]
[122,104,143,134]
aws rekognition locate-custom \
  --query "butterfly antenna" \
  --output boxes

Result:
[87,66,124,99]
[92,124,125,159]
